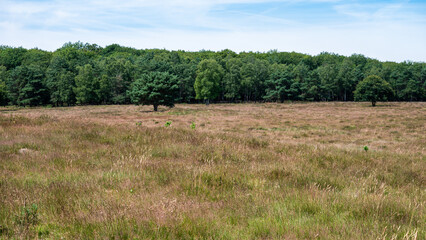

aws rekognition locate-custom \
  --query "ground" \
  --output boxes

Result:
[0,102,424,239]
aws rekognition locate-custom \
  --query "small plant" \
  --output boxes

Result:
[190,122,196,130]
[165,121,172,127]
[36,225,50,238]
[130,188,134,193]
[136,121,142,126]
[15,204,39,228]
[364,146,369,152]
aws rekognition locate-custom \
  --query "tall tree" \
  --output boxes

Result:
[8,65,48,106]
[0,47,27,70]
[0,66,7,105]
[240,58,269,102]
[264,64,295,102]
[317,64,338,101]
[74,64,99,105]
[223,58,243,101]
[46,55,76,106]
[194,59,224,105]
[103,57,135,104]
[337,59,356,101]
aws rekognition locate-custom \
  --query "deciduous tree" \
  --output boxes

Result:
[354,75,394,106]
[194,59,224,105]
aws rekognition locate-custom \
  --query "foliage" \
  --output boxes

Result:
[14,204,39,228]
[0,43,424,107]
[194,59,224,104]
[7,64,48,106]
[74,64,99,105]
[165,121,172,127]
[354,75,394,106]
[128,71,179,111]
[0,66,8,105]
[264,64,296,102]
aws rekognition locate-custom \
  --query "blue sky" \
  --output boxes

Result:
[1,0,425,62]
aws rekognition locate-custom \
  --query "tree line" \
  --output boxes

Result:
[0,42,424,108]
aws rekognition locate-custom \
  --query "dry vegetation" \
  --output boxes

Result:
[0,102,425,239]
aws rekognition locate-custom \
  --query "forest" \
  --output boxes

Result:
[0,41,425,107]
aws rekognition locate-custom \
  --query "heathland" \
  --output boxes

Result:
[0,102,425,239]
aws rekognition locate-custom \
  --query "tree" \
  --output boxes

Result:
[336,59,356,101]
[194,59,224,105]
[128,71,179,111]
[171,61,197,103]
[0,66,8,105]
[317,64,338,101]
[7,64,48,106]
[223,58,242,101]
[102,57,135,104]
[74,64,99,105]
[46,55,76,106]
[240,57,269,102]
[264,64,294,102]
[97,74,112,104]
[354,75,394,106]
[0,47,27,70]
[57,71,76,106]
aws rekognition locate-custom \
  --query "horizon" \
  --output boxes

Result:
[1,0,426,63]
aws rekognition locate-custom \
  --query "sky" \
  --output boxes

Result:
[1,0,425,62]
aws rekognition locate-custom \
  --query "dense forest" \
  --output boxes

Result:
[0,42,424,107]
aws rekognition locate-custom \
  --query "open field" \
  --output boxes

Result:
[0,102,425,239]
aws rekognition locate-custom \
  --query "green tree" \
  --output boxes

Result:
[102,57,135,104]
[46,55,76,106]
[223,58,242,101]
[194,59,224,105]
[240,57,269,102]
[171,61,197,103]
[354,75,394,106]
[7,65,48,106]
[317,64,338,101]
[57,71,76,106]
[0,80,6,106]
[98,74,112,104]
[128,71,179,111]
[0,66,7,105]
[336,59,356,101]
[74,64,99,105]
[264,64,294,102]
[0,46,27,70]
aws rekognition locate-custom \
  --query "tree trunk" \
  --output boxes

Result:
[153,104,158,111]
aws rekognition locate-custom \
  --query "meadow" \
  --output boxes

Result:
[0,102,424,239]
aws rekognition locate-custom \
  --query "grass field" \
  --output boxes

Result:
[0,102,425,239]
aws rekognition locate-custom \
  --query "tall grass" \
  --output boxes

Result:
[0,103,424,239]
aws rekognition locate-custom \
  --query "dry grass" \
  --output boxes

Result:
[0,102,424,239]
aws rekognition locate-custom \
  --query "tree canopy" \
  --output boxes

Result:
[354,75,394,106]
[0,42,424,107]
[128,71,179,111]
[194,59,224,105]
